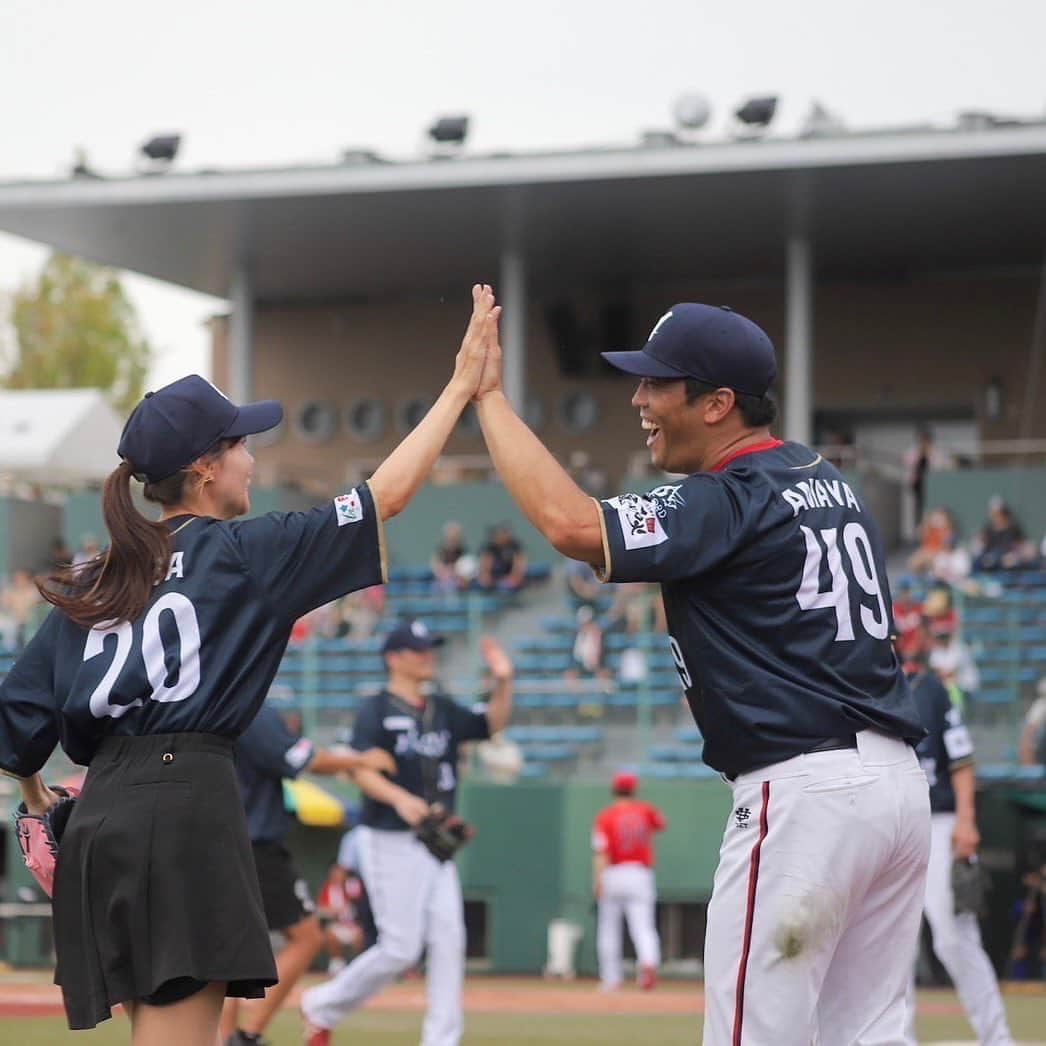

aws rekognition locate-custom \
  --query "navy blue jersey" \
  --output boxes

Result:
[910,671,974,814]
[597,440,925,777]
[234,703,316,843]
[352,689,490,831]
[0,484,385,776]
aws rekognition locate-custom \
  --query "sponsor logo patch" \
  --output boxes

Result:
[605,493,669,550]
[284,737,315,771]
[734,806,752,830]
[334,488,364,527]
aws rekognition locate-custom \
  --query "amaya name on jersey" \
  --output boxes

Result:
[781,475,862,517]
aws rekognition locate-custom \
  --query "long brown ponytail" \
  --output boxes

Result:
[42,439,237,628]
[41,462,172,628]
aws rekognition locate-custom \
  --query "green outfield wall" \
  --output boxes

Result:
[283,777,732,975]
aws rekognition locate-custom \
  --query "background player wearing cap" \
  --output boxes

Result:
[300,624,514,1046]
[904,651,1014,1045]
[592,771,665,992]
[473,300,930,1044]
[0,285,499,1044]
[221,704,395,1046]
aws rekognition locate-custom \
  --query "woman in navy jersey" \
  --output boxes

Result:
[0,285,499,1043]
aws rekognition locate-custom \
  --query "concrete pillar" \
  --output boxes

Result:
[229,262,253,403]
[784,235,814,445]
[499,248,527,413]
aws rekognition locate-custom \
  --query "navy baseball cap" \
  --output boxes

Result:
[602,303,777,397]
[382,619,446,654]
[118,374,283,483]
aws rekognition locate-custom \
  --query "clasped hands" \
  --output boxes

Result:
[449,283,505,404]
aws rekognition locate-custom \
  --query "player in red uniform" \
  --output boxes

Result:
[592,771,666,991]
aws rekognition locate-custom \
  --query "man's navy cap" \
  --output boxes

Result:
[382,619,446,654]
[601,303,777,397]
[117,374,283,483]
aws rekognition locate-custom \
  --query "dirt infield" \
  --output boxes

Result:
[0,970,972,1019]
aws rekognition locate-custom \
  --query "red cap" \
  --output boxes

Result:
[612,771,638,795]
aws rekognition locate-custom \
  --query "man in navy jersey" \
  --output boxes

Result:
[904,651,1013,1045]
[473,302,931,1044]
[301,623,513,1046]
[222,703,393,1046]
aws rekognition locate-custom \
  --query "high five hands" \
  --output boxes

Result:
[451,284,504,403]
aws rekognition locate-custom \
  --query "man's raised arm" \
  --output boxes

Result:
[473,322,605,568]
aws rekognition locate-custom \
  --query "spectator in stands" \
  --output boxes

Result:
[971,497,1037,572]
[337,585,386,639]
[1018,676,1046,767]
[903,426,949,542]
[477,523,527,592]
[565,558,603,611]
[431,521,470,594]
[921,584,958,638]
[566,605,611,682]
[0,568,42,650]
[892,578,924,671]
[908,508,965,579]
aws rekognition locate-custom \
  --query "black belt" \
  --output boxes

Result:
[807,735,858,754]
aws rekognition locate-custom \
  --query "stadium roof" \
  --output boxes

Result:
[0,389,122,484]
[2,123,1046,301]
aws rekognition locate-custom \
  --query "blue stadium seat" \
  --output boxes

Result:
[673,726,703,744]
[973,687,1015,705]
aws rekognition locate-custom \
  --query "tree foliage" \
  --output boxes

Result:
[3,253,152,413]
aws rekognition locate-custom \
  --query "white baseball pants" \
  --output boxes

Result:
[903,812,1013,1046]
[703,730,931,1046]
[301,826,465,1046]
[597,862,661,988]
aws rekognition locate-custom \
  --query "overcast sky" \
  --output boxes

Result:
[1,0,1043,388]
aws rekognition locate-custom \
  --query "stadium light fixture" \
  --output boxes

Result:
[428,115,469,147]
[139,134,182,166]
[734,96,778,130]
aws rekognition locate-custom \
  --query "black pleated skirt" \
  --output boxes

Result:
[52,732,277,1030]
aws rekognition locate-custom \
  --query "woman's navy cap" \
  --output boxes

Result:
[117,374,283,483]
[601,303,777,397]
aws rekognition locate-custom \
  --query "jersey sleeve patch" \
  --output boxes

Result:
[334,489,364,527]
[943,724,974,762]
[284,737,315,771]
[605,493,669,550]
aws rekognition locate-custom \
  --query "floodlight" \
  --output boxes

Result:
[140,134,182,163]
[428,116,469,146]
[735,97,778,128]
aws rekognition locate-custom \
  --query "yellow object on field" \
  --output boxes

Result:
[282,777,346,827]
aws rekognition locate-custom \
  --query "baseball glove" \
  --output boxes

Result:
[414,803,474,863]
[14,785,79,898]
[952,857,989,917]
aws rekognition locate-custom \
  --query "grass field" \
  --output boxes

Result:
[1,976,1044,1044]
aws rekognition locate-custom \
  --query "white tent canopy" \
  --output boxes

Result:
[0,388,122,484]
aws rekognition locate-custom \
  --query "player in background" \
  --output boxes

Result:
[221,703,395,1046]
[0,285,500,1045]
[592,771,665,992]
[473,300,930,1045]
[904,640,1014,1046]
[300,626,514,1046]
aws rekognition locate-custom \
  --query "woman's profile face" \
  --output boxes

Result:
[208,438,254,519]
